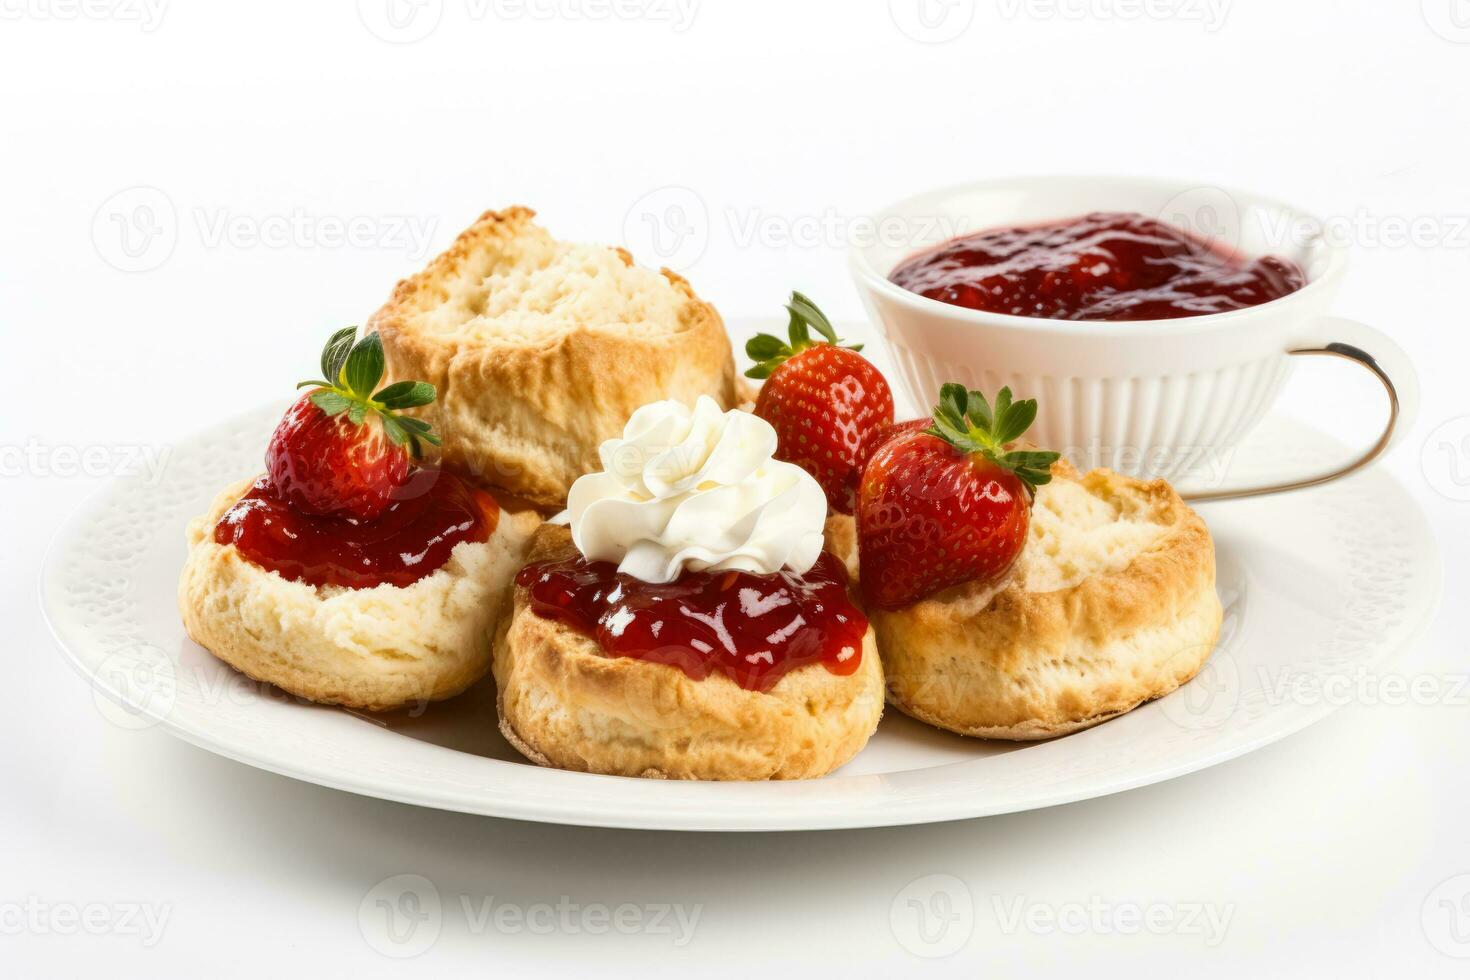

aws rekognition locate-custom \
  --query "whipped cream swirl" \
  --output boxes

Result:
[561,396,827,584]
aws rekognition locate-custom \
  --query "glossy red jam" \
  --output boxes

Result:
[516,552,867,692]
[890,211,1305,321]
[215,468,499,590]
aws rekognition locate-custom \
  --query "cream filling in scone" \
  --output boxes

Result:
[866,463,1223,740]
[180,477,540,712]
[494,398,885,780]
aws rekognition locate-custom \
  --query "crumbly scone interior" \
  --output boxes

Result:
[934,469,1175,618]
[406,223,687,343]
[1018,472,1171,592]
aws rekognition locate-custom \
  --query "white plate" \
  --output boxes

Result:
[40,319,1440,831]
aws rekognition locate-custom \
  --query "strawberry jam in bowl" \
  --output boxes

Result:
[216,468,498,591]
[851,176,1419,496]
[889,211,1305,322]
[515,552,865,693]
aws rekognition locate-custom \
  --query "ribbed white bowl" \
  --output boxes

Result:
[851,176,1416,495]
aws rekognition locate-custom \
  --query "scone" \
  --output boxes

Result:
[493,395,885,780]
[494,525,883,780]
[179,326,541,712]
[866,461,1222,739]
[367,206,741,507]
[181,476,541,711]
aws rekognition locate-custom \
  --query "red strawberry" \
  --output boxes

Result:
[857,385,1058,610]
[747,292,894,514]
[266,327,441,521]
[858,418,930,469]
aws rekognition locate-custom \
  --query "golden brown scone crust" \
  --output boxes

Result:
[861,463,1222,740]
[823,513,859,584]
[367,207,739,507]
[493,524,884,780]
[179,477,541,712]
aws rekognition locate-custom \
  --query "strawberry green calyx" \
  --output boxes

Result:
[294,326,442,458]
[743,291,864,379]
[927,383,1060,492]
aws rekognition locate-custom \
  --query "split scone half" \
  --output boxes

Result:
[494,525,885,780]
[367,207,741,507]
[179,477,541,712]
[867,462,1222,739]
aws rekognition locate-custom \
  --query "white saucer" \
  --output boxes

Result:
[40,320,1440,831]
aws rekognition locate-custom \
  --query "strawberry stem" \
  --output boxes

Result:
[926,383,1059,491]
[743,291,864,379]
[299,328,442,459]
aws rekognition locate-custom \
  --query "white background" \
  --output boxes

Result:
[3,0,1468,975]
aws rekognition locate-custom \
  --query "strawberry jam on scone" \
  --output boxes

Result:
[215,327,497,590]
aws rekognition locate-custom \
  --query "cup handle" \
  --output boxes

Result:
[1180,316,1420,503]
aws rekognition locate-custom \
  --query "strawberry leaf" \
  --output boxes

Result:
[380,414,409,446]
[924,382,1056,493]
[1001,450,1061,469]
[310,389,351,416]
[786,308,810,349]
[745,360,779,380]
[788,291,838,345]
[996,398,1038,444]
[745,334,786,361]
[939,383,968,424]
[931,408,980,452]
[374,380,436,410]
[321,326,357,386]
[993,386,1013,427]
[343,333,385,399]
[967,389,993,431]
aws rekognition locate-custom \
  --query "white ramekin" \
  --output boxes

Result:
[850,176,1419,499]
